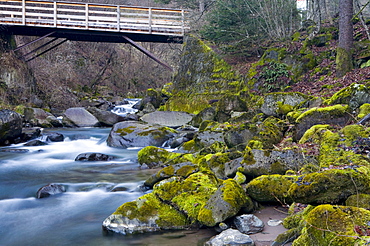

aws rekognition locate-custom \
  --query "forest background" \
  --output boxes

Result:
[1,0,369,110]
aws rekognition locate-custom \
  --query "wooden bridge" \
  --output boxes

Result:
[0,0,188,42]
[0,0,189,69]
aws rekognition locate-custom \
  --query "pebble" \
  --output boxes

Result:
[267,219,283,227]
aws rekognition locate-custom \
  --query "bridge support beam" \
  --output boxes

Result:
[122,35,173,72]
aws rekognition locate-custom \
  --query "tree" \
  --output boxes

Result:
[200,0,300,45]
[336,0,354,77]
[154,0,212,12]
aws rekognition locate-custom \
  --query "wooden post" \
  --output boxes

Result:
[117,6,120,32]
[85,4,89,29]
[181,9,185,36]
[148,8,152,34]
[53,2,57,27]
[22,0,25,25]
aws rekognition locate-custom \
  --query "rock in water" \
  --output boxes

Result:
[0,109,22,146]
[36,184,66,198]
[107,121,177,148]
[46,132,64,142]
[63,107,100,127]
[75,152,116,161]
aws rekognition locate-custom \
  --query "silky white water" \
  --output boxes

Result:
[0,127,215,246]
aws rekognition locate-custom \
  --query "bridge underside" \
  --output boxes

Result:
[0,25,183,44]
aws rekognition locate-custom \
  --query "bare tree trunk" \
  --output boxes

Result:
[336,0,354,77]
[199,0,205,13]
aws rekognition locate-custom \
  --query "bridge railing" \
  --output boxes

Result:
[0,0,188,36]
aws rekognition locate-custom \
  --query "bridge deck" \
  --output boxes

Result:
[0,0,188,43]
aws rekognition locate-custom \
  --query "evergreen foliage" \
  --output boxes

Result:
[201,0,300,44]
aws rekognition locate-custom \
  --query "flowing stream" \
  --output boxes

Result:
[0,104,216,245]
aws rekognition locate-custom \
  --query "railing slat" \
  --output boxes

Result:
[0,0,189,37]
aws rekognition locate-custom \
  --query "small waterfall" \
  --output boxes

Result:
[110,98,141,116]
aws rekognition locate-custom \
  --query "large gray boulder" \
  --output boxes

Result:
[24,107,62,128]
[140,111,193,128]
[107,121,177,148]
[0,109,22,145]
[260,92,311,117]
[87,107,125,126]
[205,229,255,246]
[63,107,100,127]
[293,104,350,141]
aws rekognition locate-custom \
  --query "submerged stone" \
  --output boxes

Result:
[36,183,66,199]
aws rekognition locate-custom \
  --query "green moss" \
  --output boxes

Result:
[153,172,219,223]
[277,101,294,115]
[241,146,256,165]
[247,140,263,149]
[234,171,247,184]
[288,168,370,204]
[346,194,370,209]
[325,83,368,106]
[292,32,301,42]
[138,146,195,168]
[113,193,188,228]
[245,174,297,203]
[293,205,370,245]
[358,103,370,119]
[221,179,248,209]
[116,126,135,136]
[197,207,214,226]
[295,105,349,123]
[255,116,287,148]
[336,47,353,78]
[299,124,331,144]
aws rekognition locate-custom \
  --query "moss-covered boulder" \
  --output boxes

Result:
[102,193,189,235]
[246,174,297,203]
[325,83,370,110]
[292,205,370,245]
[138,146,195,168]
[260,92,314,117]
[107,121,177,148]
[292,104,351,141]
[238,148,316,179]
[288,167,370,204]
[246,166,370,205]
[152,171,252,227]
[152,172,219,224]
[198,179,253,227]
